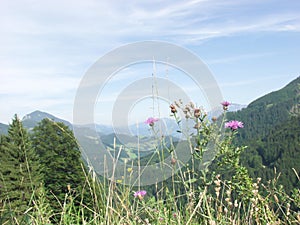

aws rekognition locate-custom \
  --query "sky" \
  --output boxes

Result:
[1,0,300,125]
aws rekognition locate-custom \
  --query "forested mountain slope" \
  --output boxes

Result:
[226,76,300,192]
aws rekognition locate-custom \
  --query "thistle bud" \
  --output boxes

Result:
[194,108,201,118]
[170,104,177,113]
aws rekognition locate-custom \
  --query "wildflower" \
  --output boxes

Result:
[225,120,244,131]
[194,108,201,118]
[211,116,217,122]
[145,117,159,127]
[127,167,133,173]
[170,104,177,113]
[221,101,231,110]
[134,190,147,200]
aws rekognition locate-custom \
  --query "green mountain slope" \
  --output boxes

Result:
[242,116,300,190]
[228,76,300,142]
[226,76,300,192]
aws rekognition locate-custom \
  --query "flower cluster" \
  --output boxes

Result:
[170,100,205,121]
[225,120,244,131]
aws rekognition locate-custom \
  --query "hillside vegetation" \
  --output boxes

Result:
[0,77,299,224]
[226,76,300,193]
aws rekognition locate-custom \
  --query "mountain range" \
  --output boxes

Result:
[0,103,246,136]
[1,76,299,191]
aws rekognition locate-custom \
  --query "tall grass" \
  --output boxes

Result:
[1,102,300,224]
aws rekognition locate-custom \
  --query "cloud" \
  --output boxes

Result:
[207,52,277,65]
[0,72,79,95]
[0,0,299,123]
[3,0,299,46]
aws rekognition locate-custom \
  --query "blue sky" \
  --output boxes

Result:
[1,0,299,125]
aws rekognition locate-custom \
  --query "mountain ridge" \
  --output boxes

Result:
[0,103,247,136]
[248,76,300,109]
[22,110,72,130]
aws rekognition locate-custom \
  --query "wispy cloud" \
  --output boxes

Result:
[0,0,299,123]
[207,52,277,65]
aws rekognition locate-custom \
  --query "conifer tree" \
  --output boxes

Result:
[31,118,90,214]
[0,115,42,221]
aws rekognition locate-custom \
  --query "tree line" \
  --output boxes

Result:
[0,115,91,223]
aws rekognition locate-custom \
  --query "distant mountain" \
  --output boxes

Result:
[0,123,8,135]
[226,76,300,192]
[1,101,246,136]
[209,103,247,119]
[22,110,72,130]
[2,77,298,191]
[228,103,247,112]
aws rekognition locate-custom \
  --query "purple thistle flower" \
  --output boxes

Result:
[145,117,159,127]
[225,120,244,131]
[134,190,147,200]
[221,101,231,110]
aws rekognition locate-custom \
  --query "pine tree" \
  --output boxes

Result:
[31,118,90,215]
[0,115,42,222]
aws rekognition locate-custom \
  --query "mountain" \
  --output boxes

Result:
[242,116,300,191]
[226,76,300,192]
[1,77,298,191]
[248,76,299,108]
[227,76,299,142]
[210,103,247,118]
[228,103,247,112]
[0,123,8,135]
[22,110,72,130]
[1,101,246,136]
